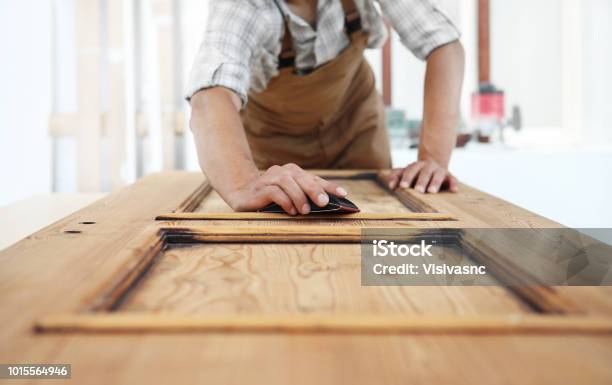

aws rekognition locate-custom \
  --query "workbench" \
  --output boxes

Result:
[1,171,611,384]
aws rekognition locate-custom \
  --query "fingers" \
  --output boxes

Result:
[391,161,459,194]
[295,174,329,208]
[315,176,348,198]
[260,185,296,215]
[262,163,349,212]
[387,168,404,190]
[281,164,328,208]
[448,174,459,193]
[414,164,436,193]
[272,174,310,214]
[399,162,425,190]
[282,164,350,208]
[427,168,447,193]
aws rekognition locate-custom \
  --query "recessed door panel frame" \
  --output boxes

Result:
[156,170,458,221]
[34,225,612,334]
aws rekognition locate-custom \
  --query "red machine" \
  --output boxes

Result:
[470,0,520,143]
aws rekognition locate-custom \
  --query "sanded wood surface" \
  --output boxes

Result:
[157,212,456,221]
[37,313,612,335]
[165,172,452,222]
[1,171,612,384]
[119,243,526,316]
[194,178,415,214]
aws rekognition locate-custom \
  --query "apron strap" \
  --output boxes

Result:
[273,0,296,69]
[340,0,362,37]
[276,0,363,70]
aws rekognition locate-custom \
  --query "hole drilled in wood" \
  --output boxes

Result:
[64,230,82,234]
[79,221,96,225]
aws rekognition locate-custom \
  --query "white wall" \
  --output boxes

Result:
[582,0,612,144]
[491,0,563,129]
[387,0,612,142]
[391,0,468,119]
[1,0,610,207]
[387,0,476,121]
[0,0,53,206]
[180,0,209,171]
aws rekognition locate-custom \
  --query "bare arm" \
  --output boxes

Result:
[420,40,464,168]
[389,40,465,193]
[190,87,258,199]
[189,87,347,214]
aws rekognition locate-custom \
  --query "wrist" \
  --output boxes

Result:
[206,159,258,201]
[417,151,450,169]
[225,166,259,192]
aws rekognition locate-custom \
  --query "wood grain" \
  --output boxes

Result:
[193,178,424,214]
[2,171,612,384]
[157,212,456,221]
[37,313,612,335]
[173,181,212,213]
[376,171,440,213]
[117,243,529,317]
[41,225,605,329]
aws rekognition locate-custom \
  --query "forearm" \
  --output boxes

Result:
[419,40,465,168]
[190,87,259,200]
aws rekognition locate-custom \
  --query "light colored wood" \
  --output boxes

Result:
[38,334,612,384]
[161,225,364,242]
[34,225,606,333]
[2,171,612,384]
[191,188,231,212]
[0,194,105,251]
[412,182,564,228]
[193,178,427,214]
[36,313,612,335]
[0,171,202,323]
[310,169,379,177]
[173,175,450,221]
[161,181,562,228]
[377,171,440,212]
[85,224,165,312]
[117,242,527,316]
[173,180,212,212]
[158,212,456,221]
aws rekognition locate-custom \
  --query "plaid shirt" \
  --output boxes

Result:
[185,0,460,106]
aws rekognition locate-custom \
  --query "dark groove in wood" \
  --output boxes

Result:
[172,181,211,213]
[374,175,439,213]
[459,237,582,315]
[85,230,166,312]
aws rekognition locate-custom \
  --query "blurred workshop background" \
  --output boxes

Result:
[1,0,611,228]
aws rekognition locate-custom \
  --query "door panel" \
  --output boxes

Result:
[5,171,612,385]
[158,171,456,222]
[119,243,530,316]
[196,179,415,214]
[35,226,612,334]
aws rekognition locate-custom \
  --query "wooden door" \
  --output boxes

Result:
[158,170,452,221]
[2,170,612,384]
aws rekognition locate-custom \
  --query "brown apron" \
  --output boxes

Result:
[241,0,391,170]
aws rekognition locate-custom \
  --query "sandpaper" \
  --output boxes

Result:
[258,195,360,214]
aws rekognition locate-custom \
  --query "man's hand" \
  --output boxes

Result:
[190,89,347,215]
[388,160,458,194]
[394,40,463,195]
[227,163,348,215]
